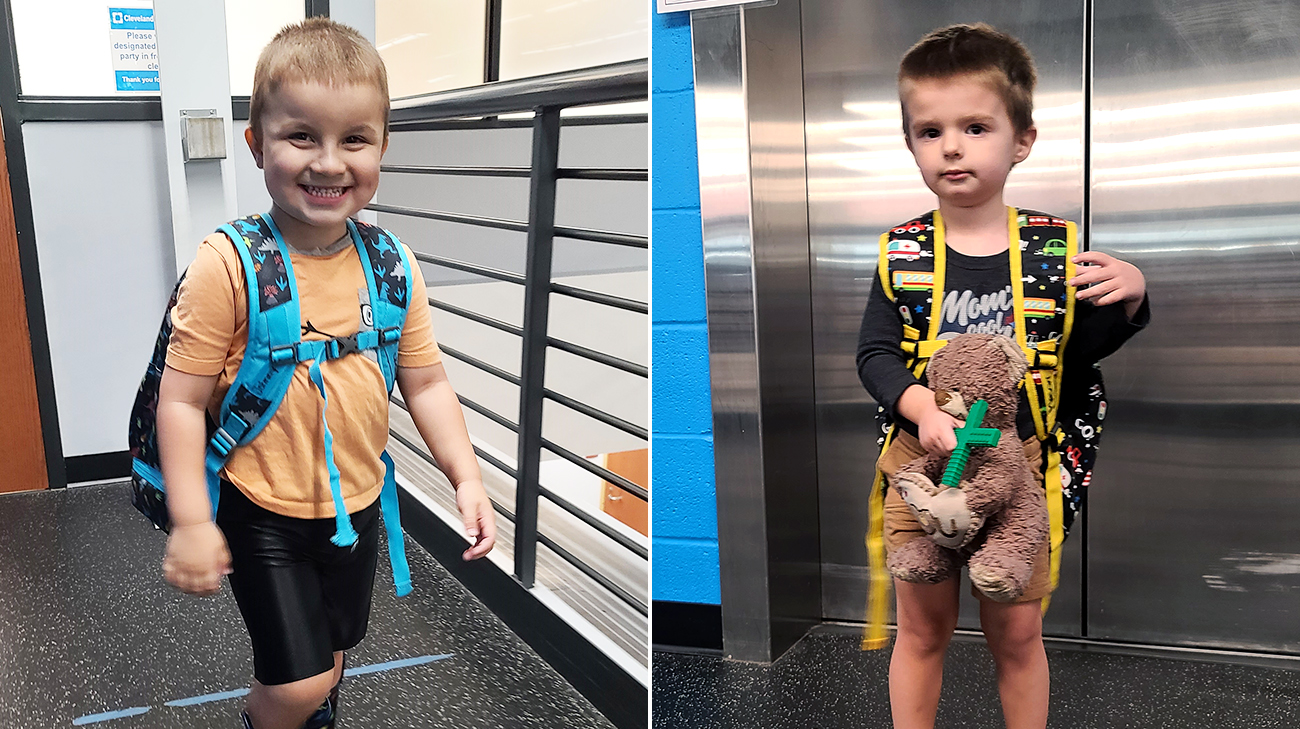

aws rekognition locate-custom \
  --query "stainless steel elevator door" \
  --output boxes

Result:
[801,0,1086,635]
[1087,0,1300,651]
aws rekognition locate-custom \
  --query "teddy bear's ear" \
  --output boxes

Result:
[990,336,1029,383]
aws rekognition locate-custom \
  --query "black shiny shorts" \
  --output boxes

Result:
[215,480,380,686]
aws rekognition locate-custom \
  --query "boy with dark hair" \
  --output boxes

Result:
[856,23,1149,729]
[156,18,496,729]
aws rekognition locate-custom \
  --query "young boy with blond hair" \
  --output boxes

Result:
[156,18,495,729]
[856,24,1149,729]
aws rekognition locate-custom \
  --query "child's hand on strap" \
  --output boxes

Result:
[163,521,232,597]
[1069,251,1146,319]
[455,479,497,561]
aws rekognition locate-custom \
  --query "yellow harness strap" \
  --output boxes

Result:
[862,427,896,650]
[862,208,1079,646]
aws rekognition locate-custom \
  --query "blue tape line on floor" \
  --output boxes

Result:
[345,653,454,676]
[164,688,251,707]
[72,654,454,724]
[72,707,150,725]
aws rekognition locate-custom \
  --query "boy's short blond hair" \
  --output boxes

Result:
[248,17,390,141]
[898,23,1037,135]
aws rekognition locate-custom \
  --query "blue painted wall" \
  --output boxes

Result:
[651,4,720,605]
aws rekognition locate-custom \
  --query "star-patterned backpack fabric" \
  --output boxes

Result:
[127,213,417,596]
[863,207,1106,649]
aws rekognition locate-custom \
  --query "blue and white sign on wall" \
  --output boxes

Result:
[109,7,158,92]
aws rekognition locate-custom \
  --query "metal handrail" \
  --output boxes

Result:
[550,281,647,314]
[538,532,647,615]
[427,298,523,336]
[389,428,515,520]
[369,202,529,233]
[547,336,647,377]
[439,345,521,386]
[543,389,647,440]
[383,164,645,182]
[411,251,526,286]
[541,436,648,502]
[381,59,649,600]
[390,59,646,122]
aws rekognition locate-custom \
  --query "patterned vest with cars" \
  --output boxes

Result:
[862,207,1108,649]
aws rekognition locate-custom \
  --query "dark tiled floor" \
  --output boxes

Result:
[0,482,613,728]
[653,627,1300,728]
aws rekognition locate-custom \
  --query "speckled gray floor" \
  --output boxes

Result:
[0,482,614,728]
[653,627,1300,728]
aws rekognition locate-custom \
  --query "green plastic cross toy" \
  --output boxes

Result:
[940,399,1001,488]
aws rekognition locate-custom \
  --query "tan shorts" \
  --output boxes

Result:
[877,430,1052,603]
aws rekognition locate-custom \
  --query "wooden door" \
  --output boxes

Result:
[0,125,48,492]
[601,449,647,535]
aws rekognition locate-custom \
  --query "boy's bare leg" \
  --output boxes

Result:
[977,595,1048,729]
[245,653,341,729]
[890,577,960,729]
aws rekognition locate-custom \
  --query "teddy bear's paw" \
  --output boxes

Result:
[969,564,1025,603]
[923,488,973,549]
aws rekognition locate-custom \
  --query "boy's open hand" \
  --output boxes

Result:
[455,480,497,561]
[163,521,232,597]
[1069,251,1146,317]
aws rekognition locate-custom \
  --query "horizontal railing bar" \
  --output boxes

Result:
[382,164,531,177]
[549,281,647,314]
[542,388,647,440]
[537,532,647,615]
[547,337,647,378]
[557,168,647,182]
[427,299,523,337]
[539,437,648,501]
[368,203,529,233]
[387,427,516,521]
[389,113,647,133]
[379,165,644,182]
[554,225,647,249]
[454,395,519,434]
[411,251,525,285]
[537,484,647,559]
[389,59,646,122]
[438,345,521,386]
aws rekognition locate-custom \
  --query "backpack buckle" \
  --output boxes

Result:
[327,334,360,359]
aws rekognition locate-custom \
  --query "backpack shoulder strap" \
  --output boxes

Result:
[348,218,411,393]
[347,218,416,597]
[202,215,301,511]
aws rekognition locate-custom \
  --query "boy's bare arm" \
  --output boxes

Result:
[396,362,496,560]
[157,365,231,596]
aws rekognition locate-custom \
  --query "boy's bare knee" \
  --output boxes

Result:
[981,603,1043,663]
[262,670,336,709]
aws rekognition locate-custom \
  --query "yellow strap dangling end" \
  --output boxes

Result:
[862,468,892,650]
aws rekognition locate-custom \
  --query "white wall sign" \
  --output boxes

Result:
[109,6,158,91]
[656,0,760,13]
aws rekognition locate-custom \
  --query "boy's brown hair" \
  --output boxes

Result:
[248,17,390,141]
[898,23,1037,135]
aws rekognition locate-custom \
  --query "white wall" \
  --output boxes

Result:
[24,122,175,457]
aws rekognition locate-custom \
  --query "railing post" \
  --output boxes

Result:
[514,105,561,588]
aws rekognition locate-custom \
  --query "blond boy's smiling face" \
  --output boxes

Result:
[246,80,388,248]
[901,73,1036,211]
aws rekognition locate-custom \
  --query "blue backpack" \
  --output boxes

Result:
[128,213,414,596]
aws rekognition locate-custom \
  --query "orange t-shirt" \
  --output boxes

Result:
[166,230,440,519]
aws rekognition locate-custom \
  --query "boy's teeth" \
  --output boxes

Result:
[304,185,345,198]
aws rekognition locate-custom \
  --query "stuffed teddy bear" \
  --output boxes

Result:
[888,332,1049,602]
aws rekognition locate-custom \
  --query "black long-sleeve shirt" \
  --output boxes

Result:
[856,246,1150,439]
